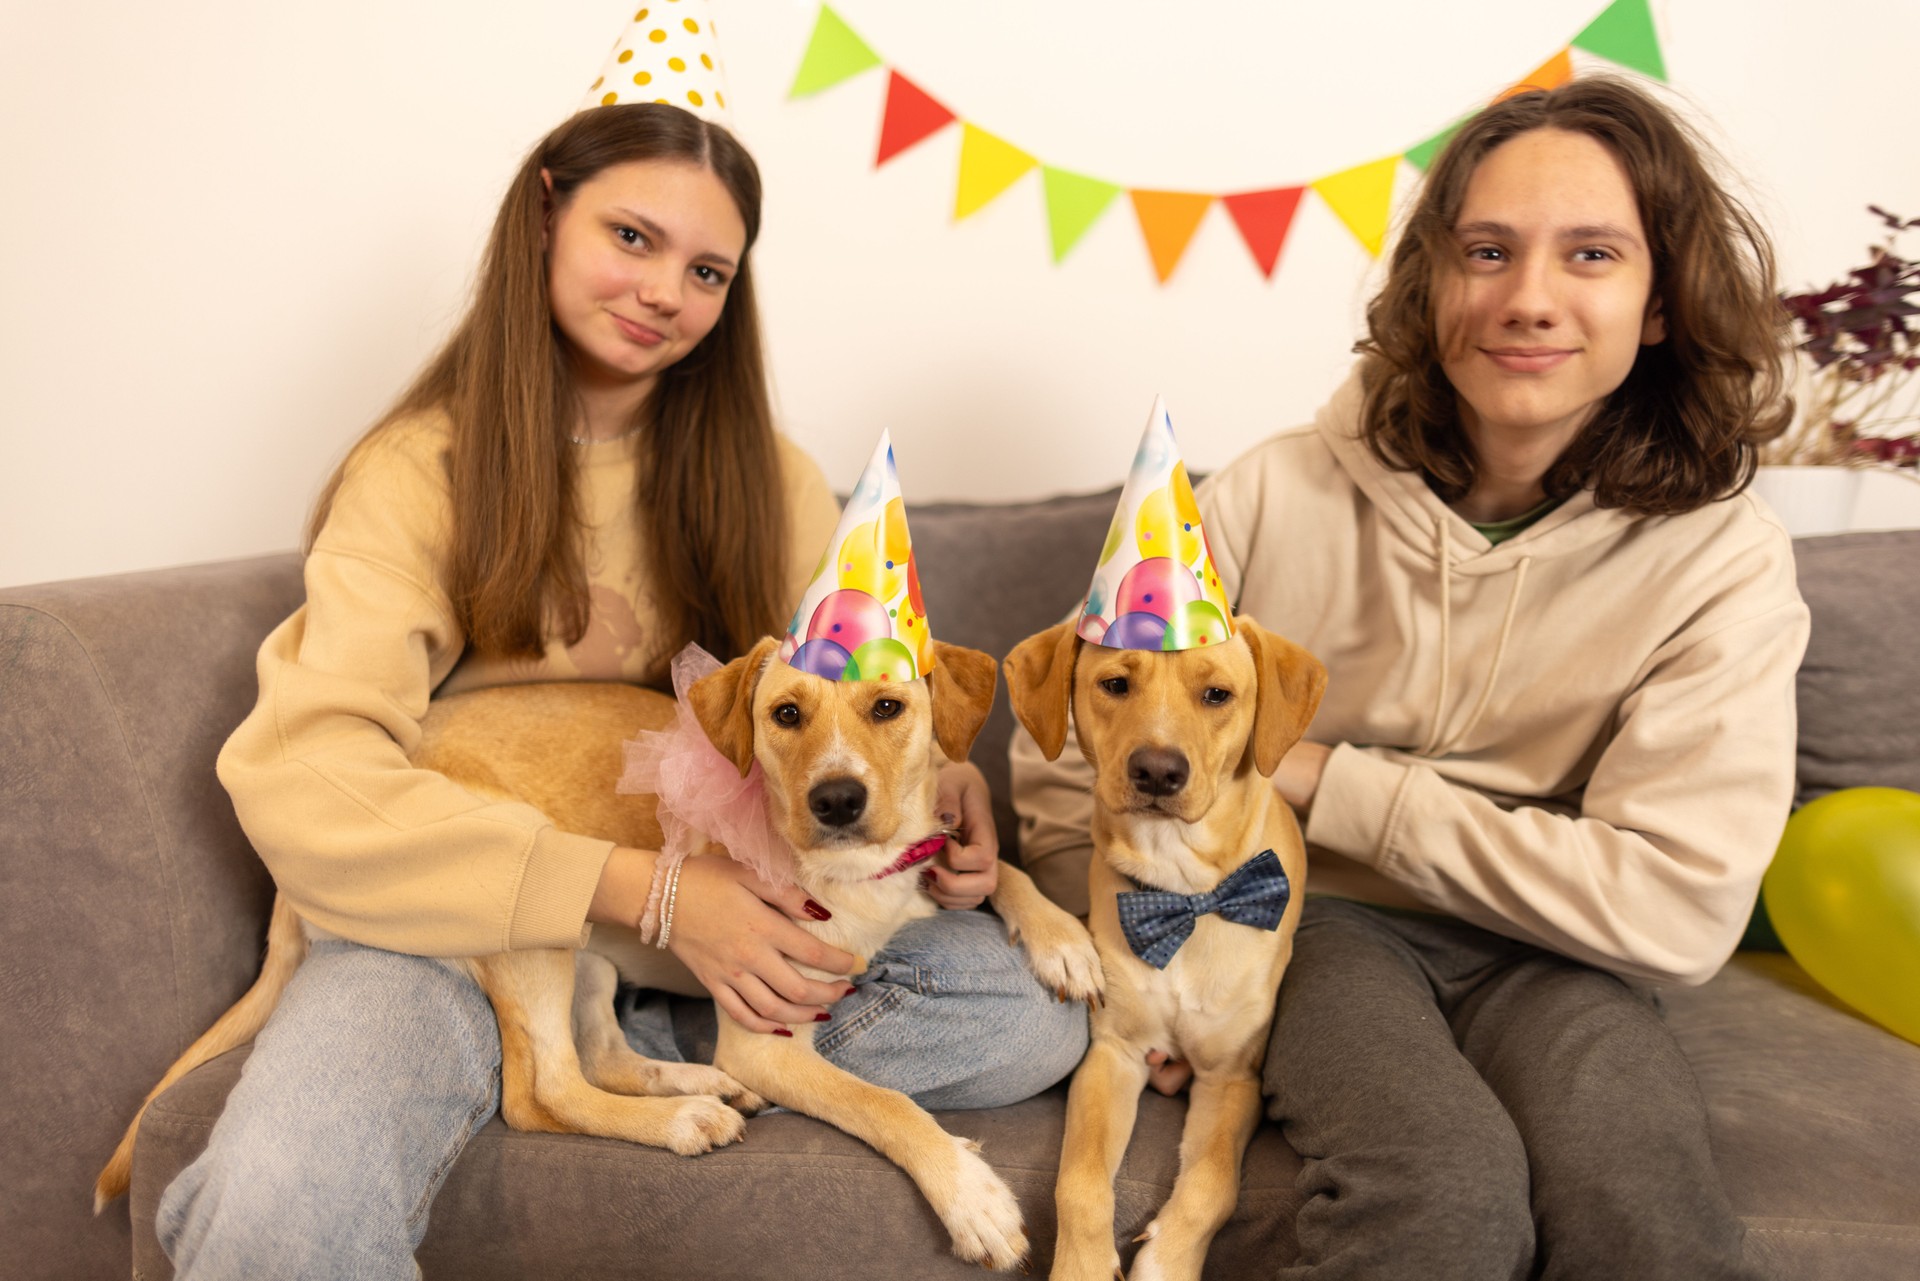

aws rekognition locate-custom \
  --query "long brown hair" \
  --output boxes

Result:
[309,104,789,681]
[1357,77,1792,514]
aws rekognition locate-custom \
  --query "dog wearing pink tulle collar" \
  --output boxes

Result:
[98,636,1100,1272]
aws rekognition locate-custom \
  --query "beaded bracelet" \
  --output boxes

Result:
[654,857,688,950]
[636,849,688,945]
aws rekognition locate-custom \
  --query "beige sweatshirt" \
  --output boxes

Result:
[1011,373,1809,985]
[217,411,840,956]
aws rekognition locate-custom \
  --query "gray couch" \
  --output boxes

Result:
[5,491,1919,1280]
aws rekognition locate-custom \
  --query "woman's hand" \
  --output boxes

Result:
[1273,740,1333,814]
[925,761,999,910]
[589,848,860,1034]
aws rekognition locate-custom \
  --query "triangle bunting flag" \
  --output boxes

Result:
[1404,118,1465,173]
[1313,156,1400,259]
[784,1,1673,285]
[954,125,1038,221]
[1499,48,1574,101]
[789,6,882,98]
[1572,0,1667,81]
[1043,168,1123,263]
[1222,187,1305,279]
[1130,190,1214,283]
[876,71,956,165]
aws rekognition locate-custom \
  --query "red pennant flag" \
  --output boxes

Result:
[1222,187,1305,279]
[876,71,956,166]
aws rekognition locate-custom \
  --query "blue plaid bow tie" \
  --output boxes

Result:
[1116,849,1291,970]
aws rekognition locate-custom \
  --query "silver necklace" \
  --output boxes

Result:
[569,423,644,446]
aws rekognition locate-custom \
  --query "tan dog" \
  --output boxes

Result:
[1005,618,1325,1281]
[98,637,1101,1271]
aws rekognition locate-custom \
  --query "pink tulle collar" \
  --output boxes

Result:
[616,644,795,889]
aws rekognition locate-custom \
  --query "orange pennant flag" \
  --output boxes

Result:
[1498,49,1574,101]
[1130,190,1214,283]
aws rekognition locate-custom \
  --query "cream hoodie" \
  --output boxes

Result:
[217,411,839,957]
[1010,374,1809,985]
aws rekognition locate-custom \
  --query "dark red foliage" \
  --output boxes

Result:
[1781,209,1920,381]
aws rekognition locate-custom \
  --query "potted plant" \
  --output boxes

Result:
[1753,206,1920,535]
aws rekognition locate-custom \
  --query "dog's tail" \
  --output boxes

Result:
[92,892,309,1213]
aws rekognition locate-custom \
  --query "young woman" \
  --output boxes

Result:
[160,103,1087,1278]
[1013,77,1803,1278]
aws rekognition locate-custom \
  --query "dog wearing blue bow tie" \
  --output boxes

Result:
[1006,617,1325,1281]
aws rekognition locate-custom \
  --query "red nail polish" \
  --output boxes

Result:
[815,1011,831,1022]
[772,1027,793,1037]
[843,985,858,998]
[804,899,832,921]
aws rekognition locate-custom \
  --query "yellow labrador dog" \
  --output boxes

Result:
[1005,618,1325,1281]
[98,636,1101,1271]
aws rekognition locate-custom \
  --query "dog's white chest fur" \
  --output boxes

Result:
[798,873,938,979]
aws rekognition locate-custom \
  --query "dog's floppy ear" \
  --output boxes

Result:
[687,636,781,777]
[926,641,998,762]
[1002,620,1081,762]
[1238,617,1328,777]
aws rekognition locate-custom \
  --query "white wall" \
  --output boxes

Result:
[4,0,1917,586]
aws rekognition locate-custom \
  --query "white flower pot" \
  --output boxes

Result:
[1749,466,1864,537]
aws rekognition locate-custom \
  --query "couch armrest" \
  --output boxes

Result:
[0,553,304,1279]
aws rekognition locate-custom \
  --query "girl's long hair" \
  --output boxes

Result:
[309,104,788,683]
[1357,77,1792,514]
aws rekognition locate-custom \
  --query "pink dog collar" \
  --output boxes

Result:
[872,834,948,880]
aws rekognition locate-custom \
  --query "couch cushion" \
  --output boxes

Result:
[131,1047,1304,1279]
[1791,530,1920,805]
[125,951,1920,1279]
[1662,953,1920,1279]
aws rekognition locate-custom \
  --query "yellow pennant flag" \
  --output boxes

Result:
[954,124,1037,221]
[1312,156,1400,258]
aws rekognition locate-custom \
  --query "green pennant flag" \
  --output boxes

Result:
[1043,167,1122,263]
[1572,0,1667,81]
[789,6,883,98]
[1404,118,1466,173]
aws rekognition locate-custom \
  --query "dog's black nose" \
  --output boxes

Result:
[1128,747,1190,798]
[808,777,869,827]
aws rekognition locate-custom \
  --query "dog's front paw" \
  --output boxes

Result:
[934,1135,1028,1271]
[1016,914,1105,1007]
[643,1061,767,1113]
[660,1095,750,1156]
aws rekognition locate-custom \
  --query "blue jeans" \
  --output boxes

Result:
[156,909,1087,1279]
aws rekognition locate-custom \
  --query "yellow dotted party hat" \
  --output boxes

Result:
[582,0,730,122]
[1076,397,1235,652]
[777,432,937,682]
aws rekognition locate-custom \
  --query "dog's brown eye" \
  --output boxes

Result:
[1202,687,1233,706]
[1099,677,1129,697]
[872,698,904,721]
[773,703,801,727]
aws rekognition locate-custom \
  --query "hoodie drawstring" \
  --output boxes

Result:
[1417,526,1454,756]
[1418,521,1533,758]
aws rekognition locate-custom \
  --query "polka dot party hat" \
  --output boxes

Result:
[1076,397,1235,652]
[582,0,730,122]
[778,432,937,682]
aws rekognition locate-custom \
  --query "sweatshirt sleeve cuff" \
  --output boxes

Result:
[508,827,616,950]
[1303,743,1413,869]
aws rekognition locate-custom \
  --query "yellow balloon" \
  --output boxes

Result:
[1763,787,1920,1044]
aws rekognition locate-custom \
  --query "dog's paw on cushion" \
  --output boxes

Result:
[930,1133,1029,1271]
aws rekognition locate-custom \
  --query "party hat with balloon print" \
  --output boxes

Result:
[778,432,937,682]
[583,0,730,122]
[1077,397,1235,652]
